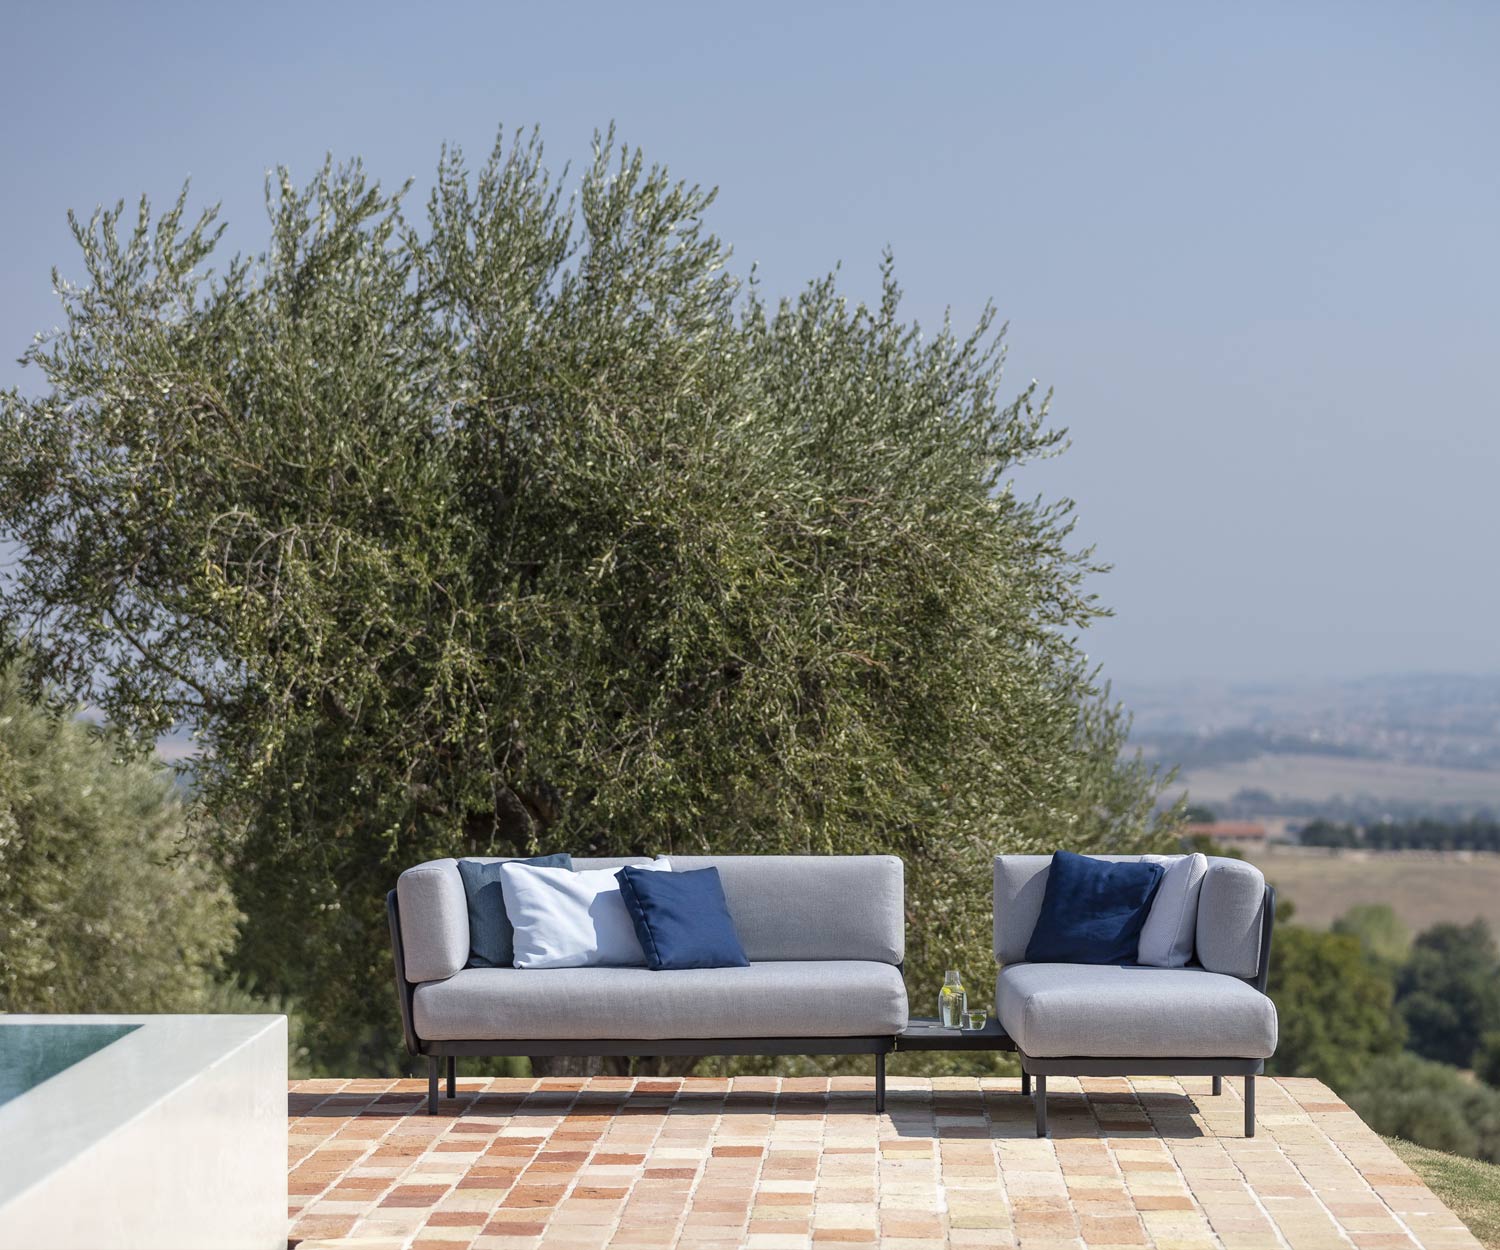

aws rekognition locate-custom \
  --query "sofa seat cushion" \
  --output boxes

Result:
[996,963,1277,1059]
[413,960,909,1041]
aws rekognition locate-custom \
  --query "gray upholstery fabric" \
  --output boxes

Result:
[469,857,652,871]
[992,856,1055,965]
[1196,859,1268,979]
[396,859,470,983]
[665,856,904,964]
[412,960,909,1040]
[995,963,1277,1058]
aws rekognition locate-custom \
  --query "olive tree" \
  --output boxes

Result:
[0,658,237,1013]
[0,128,1176,1072]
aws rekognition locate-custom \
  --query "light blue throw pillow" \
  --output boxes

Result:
[501,859,672,968]
[1137,852,1209,967]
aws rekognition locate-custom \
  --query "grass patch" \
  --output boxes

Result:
[1386,1136,1500,1248]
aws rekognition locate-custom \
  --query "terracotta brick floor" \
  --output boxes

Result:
[286,1074,1482,1250]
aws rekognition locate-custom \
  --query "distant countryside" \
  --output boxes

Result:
[1250,849,1500,934]
[1135,673,1500,933]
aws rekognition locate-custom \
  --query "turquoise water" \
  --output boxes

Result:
[0,1022,140,1107]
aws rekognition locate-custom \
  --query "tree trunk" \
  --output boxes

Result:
[633,1055,702,1077]
[528,1054,605,1077]
[603,1055,702,1077]
[527,1054,702,1078]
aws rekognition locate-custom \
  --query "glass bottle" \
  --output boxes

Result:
[939,970,966,1028]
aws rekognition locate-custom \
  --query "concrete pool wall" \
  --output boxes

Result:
[0,1014,287,1250]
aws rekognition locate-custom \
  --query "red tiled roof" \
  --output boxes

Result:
[1183,821,1267,838]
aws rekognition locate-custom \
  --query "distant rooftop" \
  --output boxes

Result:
[1183,821,1270,843]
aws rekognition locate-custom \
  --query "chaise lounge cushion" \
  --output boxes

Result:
[412,960,909,1040]
[995,963,1277,1059]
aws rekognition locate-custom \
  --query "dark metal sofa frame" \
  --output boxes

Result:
[387,890,895,1115]
[1017,885,1277,1139]
[388,882,1276,1136]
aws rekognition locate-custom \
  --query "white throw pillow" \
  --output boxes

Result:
[1136,852,1209,968]
[500,859,672,969]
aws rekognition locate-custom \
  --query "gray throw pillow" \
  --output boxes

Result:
[1136,852,1208,967]
[456,853,573,968]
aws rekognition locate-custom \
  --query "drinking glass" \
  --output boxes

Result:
[961,1009,986,1031]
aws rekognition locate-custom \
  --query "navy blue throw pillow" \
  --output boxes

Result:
[1024,850,1165,965]
[617,865,750,971]
[457,853,573,968]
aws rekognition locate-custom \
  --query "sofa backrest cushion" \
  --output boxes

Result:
[993,855,1058,966]
[665,855,904,964]
[993,853,1267,979]
[397,856,651,982]
[396,854,901,978]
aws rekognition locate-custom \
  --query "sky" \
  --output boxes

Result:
[2,1,1497,692]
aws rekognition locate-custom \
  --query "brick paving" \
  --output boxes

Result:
[286,1074,1482,1249]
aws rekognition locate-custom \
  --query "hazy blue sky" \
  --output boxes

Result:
[3,2,1496,689]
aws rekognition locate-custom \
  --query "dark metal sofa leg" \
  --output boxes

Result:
[428,1055,439,1115]
[875,1051,886,1113]
[1244,1075,1255,1137]
[1213,1075,1222,1096]
[446,1054,457,1100]
[1034,1073,1048,1137]
[1021,1069,1031,1097]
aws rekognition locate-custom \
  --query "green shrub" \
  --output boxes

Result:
[0,660,237,1013]
[1475,1032,1500,1089]
[1345,1053,1500,1164]
[1266,924,1404,1089]
[1397,921,1500,1068]
[1332,903,1411,968]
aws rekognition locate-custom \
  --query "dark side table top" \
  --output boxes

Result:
[896,1016,1015,1052]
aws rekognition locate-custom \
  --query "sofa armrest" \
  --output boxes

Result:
[1196,859,1270,980]
[992,855,1055,964]
[387,890,421,1054]
[395,858,469,982]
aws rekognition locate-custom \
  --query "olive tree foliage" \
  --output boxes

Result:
[0,129,1177,1071]
[0,659,237,1013]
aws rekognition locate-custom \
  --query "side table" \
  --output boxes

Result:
[891,1016,1028,1093]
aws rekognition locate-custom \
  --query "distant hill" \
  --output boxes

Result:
[1126,674,1500,820]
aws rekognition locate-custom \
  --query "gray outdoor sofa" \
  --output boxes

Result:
[388,854,908,1114]
[994,854,1278,1137]
[388,849,1278,1136]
